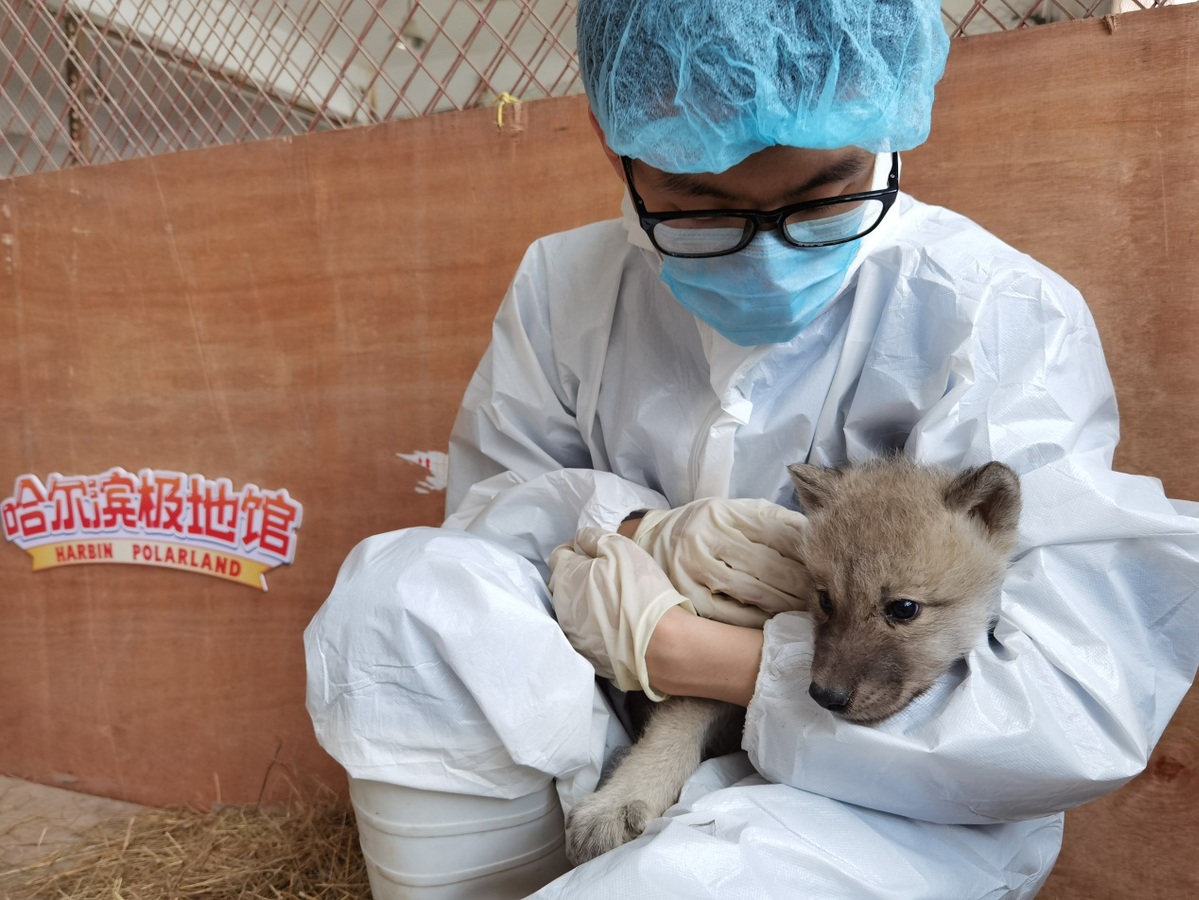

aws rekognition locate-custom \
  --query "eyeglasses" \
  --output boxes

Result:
[621,152,899,259]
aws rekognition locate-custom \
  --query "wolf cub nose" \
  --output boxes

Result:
[809,683,851,712]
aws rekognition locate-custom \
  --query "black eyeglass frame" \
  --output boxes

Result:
[621,151,900,259]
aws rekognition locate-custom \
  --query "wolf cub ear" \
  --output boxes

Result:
[788,463,844,512]
[943,462,1022,539]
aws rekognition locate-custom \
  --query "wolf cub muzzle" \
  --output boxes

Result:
[565,457,1021,866]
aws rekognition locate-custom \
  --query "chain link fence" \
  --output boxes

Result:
[0,0,1180,178]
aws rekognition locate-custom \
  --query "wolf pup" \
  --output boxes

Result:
[565,457,1022,865]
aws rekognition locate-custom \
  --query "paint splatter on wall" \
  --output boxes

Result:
[396,451,449,494]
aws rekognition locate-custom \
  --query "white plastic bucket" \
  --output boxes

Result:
[349,778,571,899]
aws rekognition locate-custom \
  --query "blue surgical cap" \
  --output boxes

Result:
[577,0,950,173]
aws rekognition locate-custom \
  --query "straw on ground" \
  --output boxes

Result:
[0,802,370,900]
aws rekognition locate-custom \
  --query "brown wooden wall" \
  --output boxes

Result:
[0,94,625,807]
[1,5,1196,897]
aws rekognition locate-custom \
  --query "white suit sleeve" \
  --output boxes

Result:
[744,269,1199,825]
[444,239,667,577]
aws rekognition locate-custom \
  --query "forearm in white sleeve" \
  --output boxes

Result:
[446,467,668,580]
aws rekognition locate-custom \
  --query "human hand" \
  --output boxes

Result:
[548,527,694,700]
[633,498,811,621]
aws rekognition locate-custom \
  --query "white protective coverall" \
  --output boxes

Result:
[305,161,1199,897]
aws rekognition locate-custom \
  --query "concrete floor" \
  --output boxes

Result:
[0,775,144,872]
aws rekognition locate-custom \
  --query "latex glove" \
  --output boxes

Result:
[633,498,811,625]
[548,527,695,701]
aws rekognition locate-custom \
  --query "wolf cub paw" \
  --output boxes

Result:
[565,791,653,865]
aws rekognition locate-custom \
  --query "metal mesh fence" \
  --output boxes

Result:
[0,0,1179,178]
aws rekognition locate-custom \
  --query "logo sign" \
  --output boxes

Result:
[1,468,302,590]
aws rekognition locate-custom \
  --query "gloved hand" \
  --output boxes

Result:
[548,527,695,700]
[632,498,811,621]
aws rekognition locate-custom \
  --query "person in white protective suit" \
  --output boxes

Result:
[305,0,1199,897]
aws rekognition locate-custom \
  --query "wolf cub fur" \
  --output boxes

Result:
[565,457,1021,865]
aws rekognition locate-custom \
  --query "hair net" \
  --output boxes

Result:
[577,0,950,173]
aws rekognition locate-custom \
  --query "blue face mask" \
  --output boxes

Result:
[659,231,860,347]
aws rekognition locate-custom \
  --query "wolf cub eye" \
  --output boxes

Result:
[817,590,833,615]
[886,599,921,622]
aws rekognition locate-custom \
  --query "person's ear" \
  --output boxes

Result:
[587,108,625,181]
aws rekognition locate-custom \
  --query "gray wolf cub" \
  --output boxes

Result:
[565,457,1021,865]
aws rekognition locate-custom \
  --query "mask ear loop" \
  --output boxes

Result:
[841,151,901,276]
[620,189,661,257]
[872,152,895,191]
